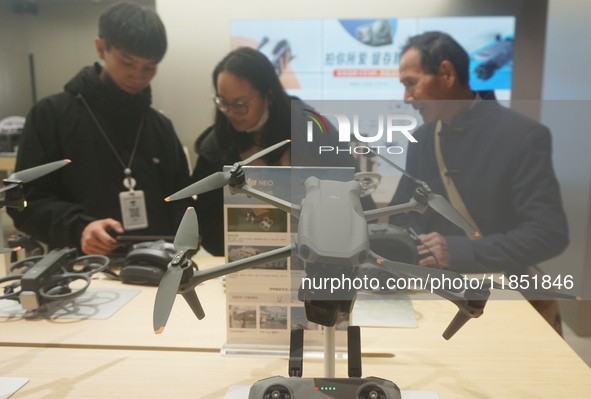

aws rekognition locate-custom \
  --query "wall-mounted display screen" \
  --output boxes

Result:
[231,16,515,100]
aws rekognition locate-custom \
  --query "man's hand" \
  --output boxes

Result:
[81,218,124,255]
[417,232,450,268]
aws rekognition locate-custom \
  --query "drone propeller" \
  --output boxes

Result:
[369,250,579,339]
[5,159,71,185]
[369,251,464,293]
[0,160,72,205]
[373,151,479,238]
[153,207,200,334]
[166,139,291,201]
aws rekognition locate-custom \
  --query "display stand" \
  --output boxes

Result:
[222,166,355,356]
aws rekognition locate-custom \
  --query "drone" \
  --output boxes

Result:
[1,159,71,210]
[0,247,110,313]
[472,34,514,81]
[0,158,111,313]
[153,139,577,340]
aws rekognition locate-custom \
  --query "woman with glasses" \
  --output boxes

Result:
[192,47,363,256]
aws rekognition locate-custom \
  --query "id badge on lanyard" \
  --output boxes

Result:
[78,97,149,231]
[119,190,148,230]
[119,174,149,230]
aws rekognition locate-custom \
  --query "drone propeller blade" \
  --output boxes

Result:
[166,171,232,201]
[173,207,200,253]
[166,140,290,202]
[181,289,206,320]
[443,312,472,340]
[240,139,291,166]
[153,207,200,334]
[428,194,479,238]
[8,159,71,183]
[372,150,423,185]
[153,265,184,334]
[373,152,479,238]
[442,289,489,340]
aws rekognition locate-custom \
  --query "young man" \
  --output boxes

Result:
[9,2,190,255]
[389,31,569,333]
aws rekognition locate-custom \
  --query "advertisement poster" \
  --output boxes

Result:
[223,166,355,354]
[231,16,515,101]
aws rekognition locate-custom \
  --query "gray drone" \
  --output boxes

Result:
[153,140,576,339]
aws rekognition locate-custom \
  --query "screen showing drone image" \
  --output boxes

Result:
[231,16,515,101]
[226,206,288,233]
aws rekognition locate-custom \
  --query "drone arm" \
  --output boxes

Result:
[173,244,294,325]
[363,198,426,222]
[230,185,302,217]
[182,243,296,290]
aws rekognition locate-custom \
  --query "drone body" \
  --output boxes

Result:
[296,177,368,267]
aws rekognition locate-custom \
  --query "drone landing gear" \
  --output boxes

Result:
[248,326,402,399]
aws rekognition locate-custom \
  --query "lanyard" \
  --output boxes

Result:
[78,94,144,190]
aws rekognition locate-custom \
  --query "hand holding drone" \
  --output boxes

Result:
[153,140,578,339]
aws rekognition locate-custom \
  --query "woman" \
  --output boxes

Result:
[192,47,365,256]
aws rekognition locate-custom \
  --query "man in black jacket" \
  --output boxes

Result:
[8,3,190,255]
[388,32,568,333]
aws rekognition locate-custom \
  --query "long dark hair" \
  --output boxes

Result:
[212,47,291,163]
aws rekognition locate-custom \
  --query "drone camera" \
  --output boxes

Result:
[302,298,354,328]
[303,299,341,327]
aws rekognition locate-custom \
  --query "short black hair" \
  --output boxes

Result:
[401,31,470,85]
[98,2,167,62]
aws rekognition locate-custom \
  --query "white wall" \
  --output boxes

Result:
[10,0,155,104]
[0,0,33,118]
[540,0,591,328]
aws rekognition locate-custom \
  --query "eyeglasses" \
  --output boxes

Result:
[212,94,259,116]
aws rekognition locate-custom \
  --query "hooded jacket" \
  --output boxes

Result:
[8,63,191,252]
